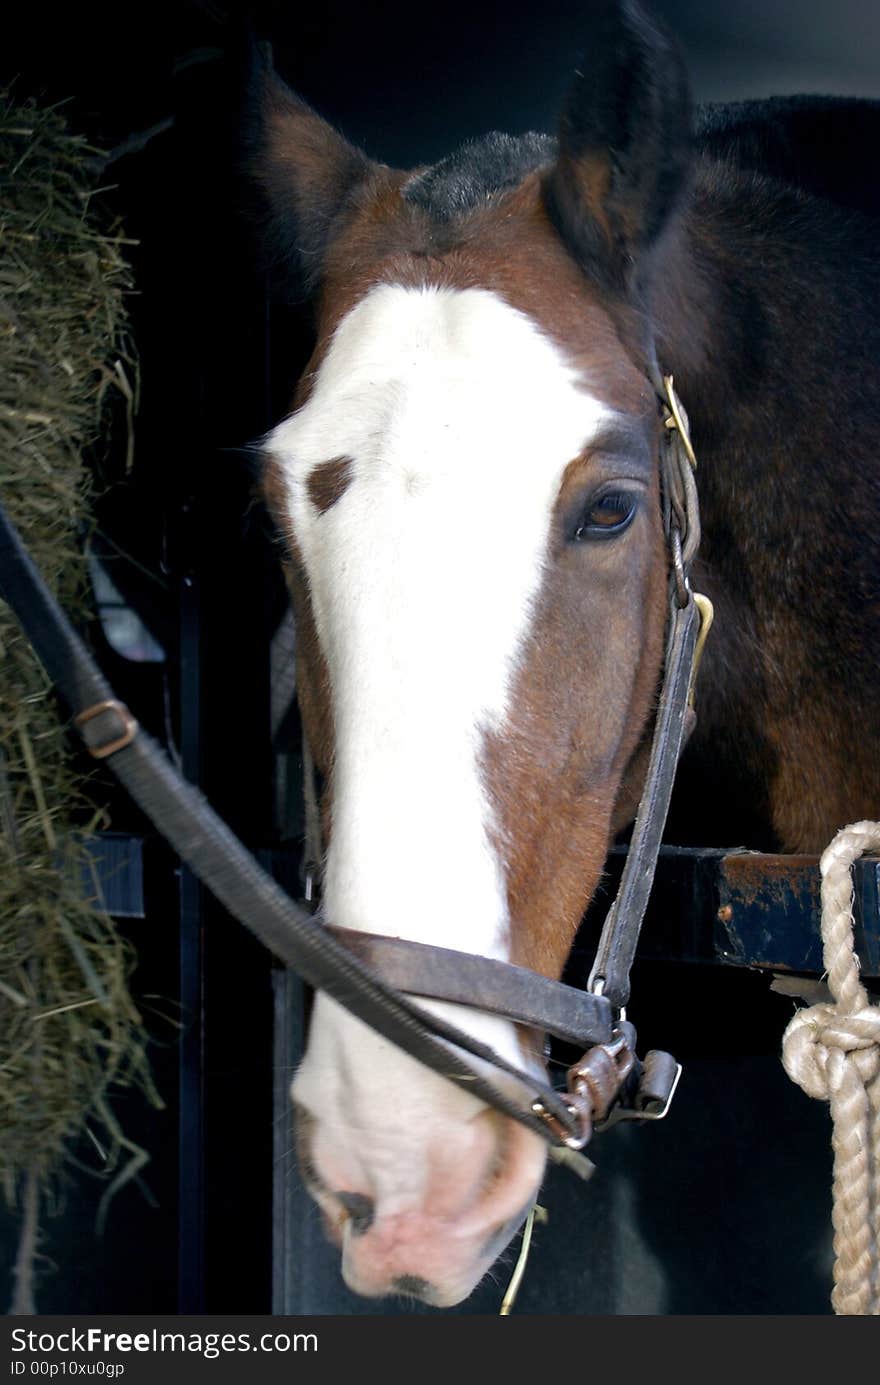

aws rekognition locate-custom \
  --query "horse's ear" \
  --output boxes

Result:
[544,0,692,295]
[241,39,375,298]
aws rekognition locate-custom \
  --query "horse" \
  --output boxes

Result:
[246,0,880,1307]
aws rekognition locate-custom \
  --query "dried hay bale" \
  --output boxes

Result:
[0,90,161,1310]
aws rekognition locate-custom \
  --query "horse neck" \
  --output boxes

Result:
[650,154,879,450]
[647,168,761,443]
[645,159,880,850]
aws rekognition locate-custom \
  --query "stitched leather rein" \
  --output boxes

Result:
[0,375,711,1156]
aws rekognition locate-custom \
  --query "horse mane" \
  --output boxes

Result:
[696,95,880,218]
[399,98,880,229]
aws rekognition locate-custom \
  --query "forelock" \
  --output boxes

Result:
[402,132,556,223]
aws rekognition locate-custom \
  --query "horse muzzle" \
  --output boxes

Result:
[292,1060,548,1306]
[338,1192,535,1307]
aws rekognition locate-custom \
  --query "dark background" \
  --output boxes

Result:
[2,0,878,1317]
[8,1,880,156]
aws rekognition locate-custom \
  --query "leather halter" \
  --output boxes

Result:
[0,373,712,1156]
[588,374,712,1009]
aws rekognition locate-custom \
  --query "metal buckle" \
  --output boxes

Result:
[568,1028,637,1120]
[637,1060,683,1120]
[595,1058,683,1131]
[74,699,138,758]
[530,1098,592,1151]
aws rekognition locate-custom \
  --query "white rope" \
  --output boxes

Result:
[781,820,880,1315]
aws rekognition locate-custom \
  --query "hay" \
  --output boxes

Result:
[0,91,161,1307]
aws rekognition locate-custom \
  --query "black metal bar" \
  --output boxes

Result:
[570,846,880,984]
[84,837,880,981]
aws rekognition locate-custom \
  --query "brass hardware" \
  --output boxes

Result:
[663,374,698,469]
[688,592,715,708]
[74,699,138,758]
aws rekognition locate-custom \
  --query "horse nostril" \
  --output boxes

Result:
[393,1275,433,1299]
[337,1191,374,1235]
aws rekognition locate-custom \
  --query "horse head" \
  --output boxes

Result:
[251,0,692,1306]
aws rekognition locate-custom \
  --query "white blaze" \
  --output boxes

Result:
[269,283,610,1092]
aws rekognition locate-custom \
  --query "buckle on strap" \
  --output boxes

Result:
[529,1098,592,1150]
[530,1027,643,1151]
[568,1026,637,1124]
[74,699,138,758]
[553,1025,683,1146]
[595,1049,683,1132]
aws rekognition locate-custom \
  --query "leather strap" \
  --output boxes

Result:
[582,372,707,1009]
[326,926,612,1048]
[588,591,700,1008]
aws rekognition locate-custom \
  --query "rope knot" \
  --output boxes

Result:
[779,819,880,1315]
[782,1002,880,1100]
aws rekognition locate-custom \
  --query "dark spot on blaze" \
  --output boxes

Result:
[306,455,354,514]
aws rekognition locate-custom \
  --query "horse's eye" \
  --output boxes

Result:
[572,491,638,541]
